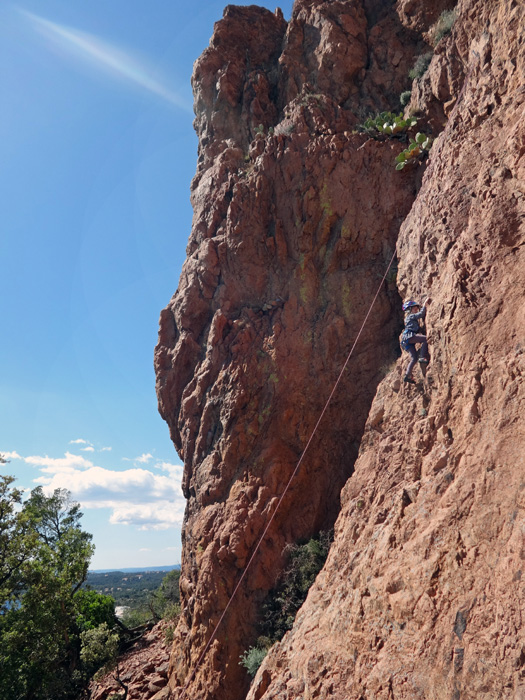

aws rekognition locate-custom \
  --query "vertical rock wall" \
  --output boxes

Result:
[155,2,428,698]
[156,0,524,698]
[247,0,525,698]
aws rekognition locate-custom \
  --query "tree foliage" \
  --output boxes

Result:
[259,530,333,643]
[0,464,116,700]
[239,531,333,680]
[75,589,117,631]
[150,568,181,621]
[0,473,37,606]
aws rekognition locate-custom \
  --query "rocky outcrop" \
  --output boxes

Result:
[155,0,525,699]
[246,0,525,699]
[155,2,425,698]
[89,621,172,700]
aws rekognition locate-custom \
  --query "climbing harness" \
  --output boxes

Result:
[178,249,399,700]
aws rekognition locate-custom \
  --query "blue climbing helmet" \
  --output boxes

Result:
[402,299,419,312]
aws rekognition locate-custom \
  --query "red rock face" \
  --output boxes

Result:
[244,1,525,699]
[155,0,524,699]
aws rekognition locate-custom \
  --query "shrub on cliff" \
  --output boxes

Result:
[239,646,268,677]
[430,8,457,45]
[400,90,412,107]
[239,531,333,680]
[409,52,433,80]
[357,111,417,137]
[395,132,433,170]
[259,530,333,643]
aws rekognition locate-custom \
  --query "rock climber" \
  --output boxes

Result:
[400,298,430,384]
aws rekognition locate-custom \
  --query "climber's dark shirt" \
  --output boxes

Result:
[402,307,426,338]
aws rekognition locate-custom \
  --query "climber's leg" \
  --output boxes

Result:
[410,334,429,363]
[405,342,419,379]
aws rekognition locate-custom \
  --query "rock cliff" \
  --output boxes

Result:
[155,0,525,699]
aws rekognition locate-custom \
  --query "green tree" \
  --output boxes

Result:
[150,568,181,621]
[0,477,115,700]
[75,589,117,631]
[0,472,37,607]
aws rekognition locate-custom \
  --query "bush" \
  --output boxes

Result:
[116,569,181,628]
[163,602,181,621]
[395,132,433,170]
[408,52,433,80]
[239,646,268,677]
[80,623,119,678]
[120,606,152,628]
[356,111,417,137]
[74,589,116,631]
[259,531,333,643]
[400,90,412,107]
[164,625,175,645]
[430,8,457,45]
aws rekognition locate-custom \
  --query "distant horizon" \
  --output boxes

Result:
[89,564,180,574]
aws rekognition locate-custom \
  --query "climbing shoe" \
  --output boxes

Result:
[403,376,416,384]
[418,357,429,364]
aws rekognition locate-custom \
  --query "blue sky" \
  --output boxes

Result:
[1,0,294,570]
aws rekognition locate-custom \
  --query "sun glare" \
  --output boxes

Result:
[19,8,192,111]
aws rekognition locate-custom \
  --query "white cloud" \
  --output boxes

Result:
[28,453,185,530]
[25,452,94,471]
[109,502,185,531]
[37,465,173,499]
[157,462,184,480]
[1,451,22,460]
[101,447,112,452]
[69,439,95,452]
[6,448,185,531]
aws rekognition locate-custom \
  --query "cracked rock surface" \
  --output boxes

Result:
[154,1,525,699]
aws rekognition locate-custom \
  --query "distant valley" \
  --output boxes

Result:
[84,566,180,611]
